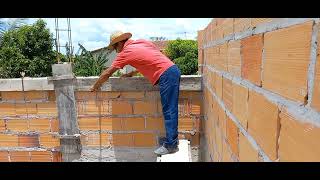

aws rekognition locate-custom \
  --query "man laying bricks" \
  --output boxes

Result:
[90,31,181,155]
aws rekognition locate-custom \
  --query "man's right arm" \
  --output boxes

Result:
[90,66,119,92]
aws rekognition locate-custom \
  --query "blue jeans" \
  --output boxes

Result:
[158,65,181,148]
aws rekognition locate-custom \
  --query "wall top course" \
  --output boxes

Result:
[0,75,202,92]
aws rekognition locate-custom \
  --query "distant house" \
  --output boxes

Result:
[90,40,169,74]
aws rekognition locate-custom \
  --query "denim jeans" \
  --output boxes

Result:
[158,65,181,148]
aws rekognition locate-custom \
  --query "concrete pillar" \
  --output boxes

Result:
[52,63,81,162]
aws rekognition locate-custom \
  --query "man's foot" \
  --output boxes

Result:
[154,145,179,156]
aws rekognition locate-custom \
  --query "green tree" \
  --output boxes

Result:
[0,18,28,46]
[164,39,198,75]
[0,19,55,78]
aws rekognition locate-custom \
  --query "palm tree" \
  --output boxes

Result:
[73,43,112,76]
[0,18,28,45]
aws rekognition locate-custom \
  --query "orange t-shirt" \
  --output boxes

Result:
[111,39,174,85]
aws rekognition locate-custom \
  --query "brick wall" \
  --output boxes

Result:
[76,90,201,149]
[198,18,320,162]
[0,91,61,162]
[0,76,201,161]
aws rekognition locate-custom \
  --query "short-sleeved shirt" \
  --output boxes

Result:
[111,39,174,85]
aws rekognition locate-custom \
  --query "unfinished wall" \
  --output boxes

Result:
[0,90,61,162]
[198,18,320,162]
[0,76,201,162]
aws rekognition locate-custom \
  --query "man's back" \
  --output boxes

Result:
[111,39,174,85]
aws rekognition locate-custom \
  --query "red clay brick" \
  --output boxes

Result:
[0,151,9,162]
[248,90,280,161]
[15,103,37,115]
[222,140,233,162]
[18,134,39,147]
[1,92,24,101]
[217,105,227,138]
[2,91,47,101]
[111,101,132,115]
[29,119,50,132]
[222,77,233,112]
[31,151,52,162]
[279,110,320,161]
[145,117,165,132]
[122,117,145,131]
[77,100,104,115]
[110,133,133,147]
[0,134,18,147]
[191,101,201,115]
[215,73,223,100]
[263,21,313,103]
[52,151,62,162]
[50,119,59,132]
[178,117,193,131]
[234,18,252,33]
[78,117,99,130]
[48,91,56,101]
[239,132,259,162]
[215,44,228,72]
[222,18,234,38]
[37,102,57,116]
[133,133,156,147]
[6,119,29,132]
[215,128,223,159]
[39,134,60,148]
[100,117,122,131]
[0,103,16,116]
[311,25,320,111]
[251,18,273,27]
[75,92,95,100]
[241,34,263,86]
[25,91,47,101]
[120,92,145,99]
[134,101,157,115]
[10,151,31,162]
[226,117,239,156]
[211,46,220,68]
[86,133,112,147]
[0,119,5,131]
[232,83,249,129]
[227,40,241,76]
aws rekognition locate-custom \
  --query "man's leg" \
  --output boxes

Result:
[154,65,181,155]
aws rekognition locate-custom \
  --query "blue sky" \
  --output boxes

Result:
[27,18,212,54]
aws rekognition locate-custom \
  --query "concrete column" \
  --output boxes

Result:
[52,63,81,162]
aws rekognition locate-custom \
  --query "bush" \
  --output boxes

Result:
[164,39,198,75]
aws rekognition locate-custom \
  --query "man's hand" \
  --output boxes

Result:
[90,84,100,92]
[90,66,119,92]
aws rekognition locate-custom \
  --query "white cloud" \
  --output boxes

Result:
[26,18,212,53]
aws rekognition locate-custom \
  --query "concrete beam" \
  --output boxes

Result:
[0,75,202,92]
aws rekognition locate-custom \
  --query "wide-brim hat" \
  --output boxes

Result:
[107,31,132,50]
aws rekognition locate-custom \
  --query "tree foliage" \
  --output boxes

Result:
[0,19,56,78]
[164,39,198,75]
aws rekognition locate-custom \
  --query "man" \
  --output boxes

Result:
[90,31,181,155]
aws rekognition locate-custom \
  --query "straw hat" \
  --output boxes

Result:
[107,31,132,50]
